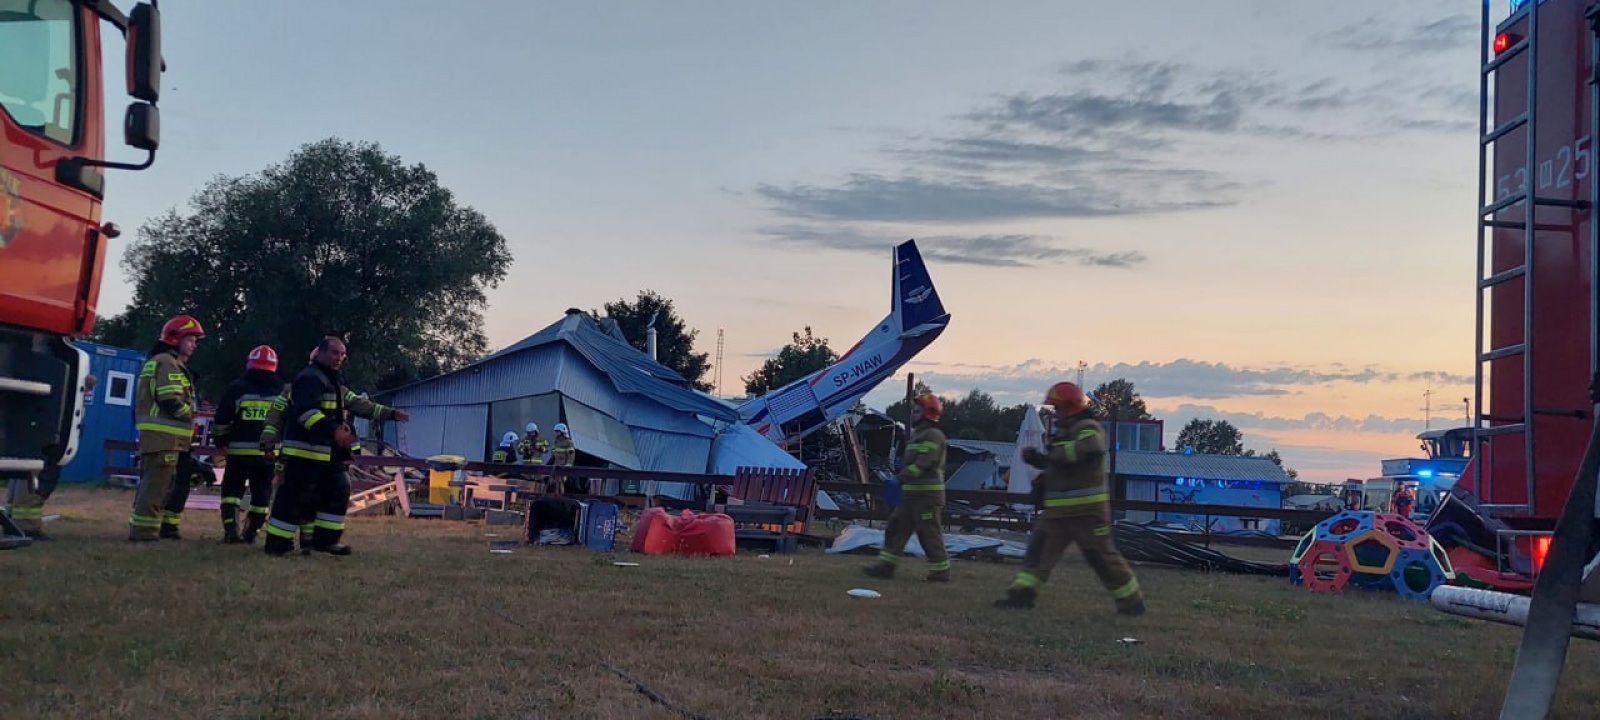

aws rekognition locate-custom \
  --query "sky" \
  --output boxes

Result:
[92,0,1491,484]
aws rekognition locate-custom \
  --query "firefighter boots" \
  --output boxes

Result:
[861,563,895,579]
[993,586,1037,609]
[241,513,265,544]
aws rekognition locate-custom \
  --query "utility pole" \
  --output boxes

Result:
[714,328,725,398]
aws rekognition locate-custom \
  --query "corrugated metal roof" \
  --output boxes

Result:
[563,397,641,468]
[947,458,1000,491]
[622,401,716,437]
[631,429,712,474]
[386,312,735,422]
[385,345,563,407]
[707,421,806,474]
[1114,451,1293,484]
[948,439,1018,466]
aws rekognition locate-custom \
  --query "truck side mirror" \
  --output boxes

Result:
[125,103,159,151]
[127,3,161,103]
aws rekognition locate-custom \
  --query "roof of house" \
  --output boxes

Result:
[948,439,1019,466]
[1114,451,1294,484]
[386,310,737,422]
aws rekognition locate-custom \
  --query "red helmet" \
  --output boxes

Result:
[159,315,205,344]
[246,345,279,372]
[1045,382,1088,414]
[912,392,944,422]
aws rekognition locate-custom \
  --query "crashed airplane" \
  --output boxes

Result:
[738,239,951,446]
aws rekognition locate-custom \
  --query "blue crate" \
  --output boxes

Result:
[577,501,619,552]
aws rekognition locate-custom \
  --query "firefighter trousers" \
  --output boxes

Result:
[263,457,350,555]
[1011,514,1143,609]
[130,451,191,540]
[220,460,274,535]
[877,493,951,575]
[5,473,49,536]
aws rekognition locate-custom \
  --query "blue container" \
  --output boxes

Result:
[61,342,145,483]
[578,501,619,551]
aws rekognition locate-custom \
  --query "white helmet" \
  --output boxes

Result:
[502,431,519,445]
[553,423,569,436]
[525,422,538,434]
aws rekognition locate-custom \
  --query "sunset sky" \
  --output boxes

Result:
[93,0,1489,483]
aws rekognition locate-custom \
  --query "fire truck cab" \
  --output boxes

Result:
[1,0,163,481]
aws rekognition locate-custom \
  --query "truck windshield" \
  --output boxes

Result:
[0,0,78,146]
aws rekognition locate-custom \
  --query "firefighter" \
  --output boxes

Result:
[211,345,285,544]
[6,463,58,541]
[517,422,549,466]
[995,382,1145,615]
[1392,480,1416,518]
[258,350,321,549]
[493,431,519,464]
[129,315,204,542]
[263,336,407,557]
[551,423,579,495]
[4,376,92,539]
[863,391,951,582]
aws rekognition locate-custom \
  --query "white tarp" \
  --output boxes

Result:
[1008,404,1045,495]
[825,523,1027,559]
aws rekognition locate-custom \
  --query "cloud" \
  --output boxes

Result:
[1081,251,1146,268]
[891,137,1113,170]
[756,57,1472,232]
[755,174,1164,224]
[761,225,1149,269]
[860,358,1473,408]
[1332,14,1477,55]
[1161,403,1429,434]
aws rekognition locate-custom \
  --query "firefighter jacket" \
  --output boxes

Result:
[258,389,291,454]
[1023,412,1109,518]
[493,442,517,464]
[135,349,195,454]
[517,435,549,464]
[212,371,285,463]
[551,438,576,467]
[281,363,397,465]
[897,421,948,498]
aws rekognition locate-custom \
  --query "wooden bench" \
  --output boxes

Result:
[728,466,819,532]
[725,503,800,554]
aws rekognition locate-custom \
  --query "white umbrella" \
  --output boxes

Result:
[1009,405,1046,495]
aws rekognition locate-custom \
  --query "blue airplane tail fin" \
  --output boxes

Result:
[894,240,947,333]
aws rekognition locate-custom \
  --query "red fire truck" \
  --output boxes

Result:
[0,0,163,481]
[1438,2,1600,715]
[1467,0,1599,525]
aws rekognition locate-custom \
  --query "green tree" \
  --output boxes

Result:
[597,290,712,391]
[93,138,511,400]
[1174,418,1245,455]
[1088,378,1152,420]
[1260,448,1300,481]
[742,327,838,395]
[884,386,1031,442]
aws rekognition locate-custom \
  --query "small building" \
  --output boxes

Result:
[61,341,144,483]
[1107,418,1164,452]
[374,310,800,499]
[1116,450,1293,536]
[946,439,1014,491]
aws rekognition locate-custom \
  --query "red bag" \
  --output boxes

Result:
[640,509,692,555]
[631,507,667,553]
[678,512,736,556]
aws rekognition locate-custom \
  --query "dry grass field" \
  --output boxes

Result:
[5,486,1600,719]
